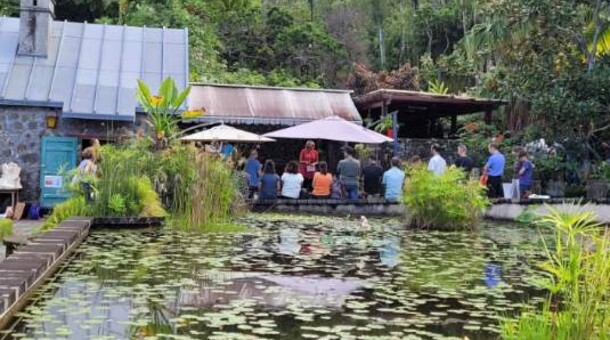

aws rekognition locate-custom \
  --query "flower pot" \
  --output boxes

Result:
[586,180,610,201]
[386,128,393,138]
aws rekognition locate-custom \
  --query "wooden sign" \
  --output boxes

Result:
[13,202,25,220]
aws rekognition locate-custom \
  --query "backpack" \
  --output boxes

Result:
[331,179,344,199]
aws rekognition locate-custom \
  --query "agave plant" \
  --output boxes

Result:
[136,77,204,145]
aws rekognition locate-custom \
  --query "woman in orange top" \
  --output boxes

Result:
[312,162,333,198]
[299,140,319,191]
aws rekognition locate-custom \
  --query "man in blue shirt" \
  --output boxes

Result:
[382,157,406,202]
[220,142,235,160]
[484,143,505,198]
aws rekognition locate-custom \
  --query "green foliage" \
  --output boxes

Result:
[108,194,127,215]
[591,162,610,180]
[0,218,13,240]
[172,154,242,232]
[373,115,393,133]
[43,196,90,231]
[502,208,610,339]
[427,79,449,94]
[136,77,197,143]
[403,166,489,231]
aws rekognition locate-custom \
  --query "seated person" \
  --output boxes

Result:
[312,162,333,198]
[259,160,280,200]
[382,157,406,202]
[281,161,304,199]
[362,157,384,197]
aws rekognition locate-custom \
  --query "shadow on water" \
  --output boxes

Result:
[4,216,549,339]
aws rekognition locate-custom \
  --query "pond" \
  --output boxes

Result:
[4,215,549,340]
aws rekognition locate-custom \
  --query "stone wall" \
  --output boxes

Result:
[0,107,50,202]
[0,106,147,202]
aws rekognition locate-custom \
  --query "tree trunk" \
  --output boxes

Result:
[379,26,386,69]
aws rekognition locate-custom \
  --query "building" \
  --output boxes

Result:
[353,89,506,161]
[187,83,362,171]
[0,0,188,207]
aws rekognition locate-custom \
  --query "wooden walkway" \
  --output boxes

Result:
[0,217,92,329]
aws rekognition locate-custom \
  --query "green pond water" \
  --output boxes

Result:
[4,215,549,340]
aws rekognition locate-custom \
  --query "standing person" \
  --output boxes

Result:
[299,140,319,192]
[259,160,280,200]
[312,162,333,198]
[382,157,406,202]
[76,149,98,202]
[244,150,262,199]
[220,142,235,160]
[455,145,474,175]
[510,146,524,200]
[518,151,534,199]
[281,161,304,199]
[428,144,447,176]
[336,146,361,200]
[484,143,506,198]
[362,157,384,197]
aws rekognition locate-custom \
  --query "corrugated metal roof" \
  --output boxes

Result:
[188,83,362,126]
[0,17,188,121]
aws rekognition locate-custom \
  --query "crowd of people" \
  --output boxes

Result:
[225,139,535,202]
[425,142,535,199]
[239,141,407,202]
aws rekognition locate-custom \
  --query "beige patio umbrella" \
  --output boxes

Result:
[180,124,275,143]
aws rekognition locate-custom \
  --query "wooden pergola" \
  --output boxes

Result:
[353,89,506,139]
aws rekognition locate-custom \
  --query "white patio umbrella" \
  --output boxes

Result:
[263,116,393,144]
[180,124,275,143]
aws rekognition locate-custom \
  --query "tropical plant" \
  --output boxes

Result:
[502,208,610,339]
[428,79,449,95]
[136,77,202,145]
[0,218,13,240]
[403,166,489,230]
[373,115,393,133]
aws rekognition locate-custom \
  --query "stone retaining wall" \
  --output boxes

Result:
[486,203,610,224]
[253,199,406,216]
[0,217,91,329]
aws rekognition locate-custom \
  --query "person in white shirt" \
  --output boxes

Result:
[281,161,304,199]
[428,143,447,176]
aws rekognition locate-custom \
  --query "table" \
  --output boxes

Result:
[0,188,20,212]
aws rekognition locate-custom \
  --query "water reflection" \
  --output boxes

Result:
[10,218,549,340]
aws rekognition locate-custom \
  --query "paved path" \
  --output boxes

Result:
[0,219,44,260]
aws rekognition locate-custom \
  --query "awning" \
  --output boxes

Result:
[188,83,362,126]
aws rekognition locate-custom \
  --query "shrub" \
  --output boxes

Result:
[403,166,489,230]
[0,219,13,240]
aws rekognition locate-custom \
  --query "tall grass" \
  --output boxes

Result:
[44,139,241,232]
[502,208,610,339]
[172,153,243,231]
[403,166,489,230]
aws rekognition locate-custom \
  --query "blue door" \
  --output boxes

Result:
[40,136,78,208]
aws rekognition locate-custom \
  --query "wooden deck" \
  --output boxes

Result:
[0,217,92,329]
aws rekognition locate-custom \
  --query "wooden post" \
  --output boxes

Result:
[392,110,398,156]
[485,107,493,124]
[450,114,457,136]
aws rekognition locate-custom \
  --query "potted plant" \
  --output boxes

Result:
[374,115,395,138]
[587,162,610,201]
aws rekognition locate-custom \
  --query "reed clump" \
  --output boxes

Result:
[502,208,610,339]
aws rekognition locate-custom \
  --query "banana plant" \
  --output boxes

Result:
[136,77,204,144]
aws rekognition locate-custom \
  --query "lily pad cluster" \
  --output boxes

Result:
[6,216,549,339]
